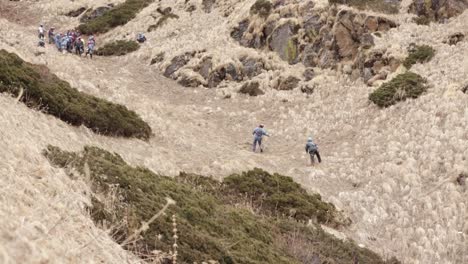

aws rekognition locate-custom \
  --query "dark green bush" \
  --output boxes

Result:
[329,0,400,14]
[369,71,427,107]
[95,40,140,56]
[77,0,154,34]
[250,0,272,17]
[0,50,151,139]
[223,168,339,224]
[44,145,397,264]
[403,44,435,68]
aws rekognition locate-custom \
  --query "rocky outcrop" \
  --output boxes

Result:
[354,50,400,83]
[443,32,465,45]
[409,0,468,23]
[163,52,195,78]
[66,7,86,17]
[239,81,264,96]
[80,6,112,22]
[303,68,315,81]
[178,73,203,88]
[276,76,300,90]
[240,57,264,78]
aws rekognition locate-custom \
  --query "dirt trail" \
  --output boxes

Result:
[0,1,467,263]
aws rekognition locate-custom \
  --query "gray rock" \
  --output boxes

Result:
[202,0,216,13]
[363,67,374,82]
[163,52,194,78]
[239,81,264,96]
[268,21,299,63]
[197,57,213,80]
[300,84,315,94]
[303,68,316,81]
[241,57,264,78]
[231,19,250,43]
[80,6,112,22]
[178,74,202,87]
[444,32,465,45]
[277,76,300,90]
[66,7,86,17]
[207,67,226,88]
[360,33,374,49]
[225,63,243,81]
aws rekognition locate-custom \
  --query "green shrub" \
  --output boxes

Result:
[0,50,151,139]
[369,71,428,107]
[250,0,272,17]
[95,40,140,56]
[77,0,154,34]
[329,0,400,14]
[403,44,435,68]
[44,145,397,264]
[223,168,339,225]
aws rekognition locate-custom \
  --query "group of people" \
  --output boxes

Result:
[252,125,322,165]
[38,24,96,58]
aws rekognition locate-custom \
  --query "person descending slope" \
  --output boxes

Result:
[252,124,269,153]
[85,35,96,59]
[38,24,44,39]
[305,137,321,165]
[48,27,55,44]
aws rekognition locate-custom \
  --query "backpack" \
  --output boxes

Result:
[307,143,317,153]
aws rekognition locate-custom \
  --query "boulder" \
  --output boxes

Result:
[443,32,465,45]
[163,52,194,78]
[202,0,216,13]
[240,57,264,78]
[239,81,264,96]
[360,33,374,49]
[462,84,468,94]
[303,68,315,81]
[66,7,86,17]
[231,19,250,43]
[300,84,315,94]
[277,76,300,90]
[207,66,226,88]
[225,63,243,81]
[80,6,112,22]
[196,57,213,80]
[178,74,203,87]
[268,21,300,63]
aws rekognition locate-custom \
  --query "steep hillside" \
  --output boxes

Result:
[0,0,467,263]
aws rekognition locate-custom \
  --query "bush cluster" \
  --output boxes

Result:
[0,50,151,139]
[44,145,398,264]
[77,0,154,34]
[403,44,435,69]
[369,71,427,107]
[95,40,140,56]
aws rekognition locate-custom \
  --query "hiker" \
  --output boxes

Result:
[252,124,269,153]
[305,137,321,165]
[55,33,62,51]
[48,27,55,44]
[75,37,84,56]
[85,35,96,59]
[60,35,69,54]
[38,24,44,39]
[137,33,146,43]
[38,35,45,47]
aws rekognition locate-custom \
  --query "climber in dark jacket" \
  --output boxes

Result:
[305,137,321,164]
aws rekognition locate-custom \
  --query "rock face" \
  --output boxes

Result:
[232,5,398,81]
[268,21,300,63]
[163,52,195,78]
[239,81,264,96]
[409,0,468,22]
